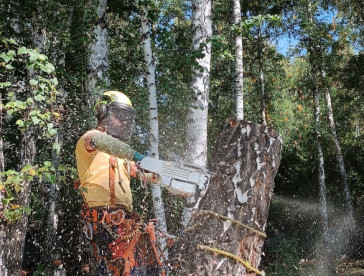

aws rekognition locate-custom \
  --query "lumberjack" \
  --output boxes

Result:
[75,90,211,276]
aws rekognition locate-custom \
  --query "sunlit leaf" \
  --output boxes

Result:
[30,79,38,86]
[31,116,41,125]
[0,82,11,88]
[14,184,21,193]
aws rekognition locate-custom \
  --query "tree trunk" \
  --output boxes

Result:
[1,4,45,274]
[233,0,244,120]
[323,73,356,228]
[257,27,266,126]
[183,0,212,226]
[140,4,168,256]
[46,132,64,275]
[5,127,36,276]
[86,0,109,107]
[310,46,332,274]
[0,95,6,276]
[173,120,281,275]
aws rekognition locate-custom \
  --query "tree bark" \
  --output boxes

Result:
[183,0,212,226]
[86,0,109,107]
[233,0,244,120]
[323,71,356,228]
[257,26,266,126]
[140,4,168,256]
[173,120,282,275]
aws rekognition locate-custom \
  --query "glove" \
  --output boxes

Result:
[133,151,145,162]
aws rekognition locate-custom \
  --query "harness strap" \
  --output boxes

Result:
[146,223,165,272]
[109,156,116,205]
[122,231,141,276]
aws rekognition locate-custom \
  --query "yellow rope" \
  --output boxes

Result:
[197,244,264,275]
[199,210,267,238]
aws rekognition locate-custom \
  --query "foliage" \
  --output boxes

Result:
[0,37,59,224]
[0,0,363,274]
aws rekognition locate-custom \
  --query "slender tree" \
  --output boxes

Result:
[140,3,168,256]
[183,0,212,226]
[305,1,331,272]
[86,0,109,107]
[322,65,356,229]
[233,0,244,120]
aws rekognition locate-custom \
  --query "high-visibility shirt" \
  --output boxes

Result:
[75,129,133,211]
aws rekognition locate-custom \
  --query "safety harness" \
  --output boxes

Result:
[80,156,167,276]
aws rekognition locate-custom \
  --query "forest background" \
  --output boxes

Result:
[0,0,363,275]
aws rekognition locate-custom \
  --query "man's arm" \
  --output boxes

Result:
[85,131,142,161]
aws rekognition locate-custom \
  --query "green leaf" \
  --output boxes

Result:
[40,63,55,74]
[26,98,34,105]
[14,184,21,193]
[5,64,13,70]
[29,50,39,62]
[16,119,24,127]
[52,143,61,154]
[44,161,52,167]
[0,52,12,63]
[0,82,11,88]
[38,54,47,61]
[30,79,38,86]
[17,46,28,55]
[21,164,33,173]
[58,164,67,171]
[34,94,46,102]
[7,109,14,116]
[31,116,41,125]
[51,77,58,86]
[8,38,17,45]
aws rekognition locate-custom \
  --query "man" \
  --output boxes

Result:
[75,91,163,276]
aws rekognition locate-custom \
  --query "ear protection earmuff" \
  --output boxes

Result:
[95,97,109,121]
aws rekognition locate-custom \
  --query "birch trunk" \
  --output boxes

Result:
[47,133,64,276]
[183,0,212,226]
[0,95,5,275]
[233,0,244,120]
[307,3,332,273]
[173,120,281,275]
[140,4,168,256]
[86,0,109,107]
[257,27,266,126]
[323,71,356,228]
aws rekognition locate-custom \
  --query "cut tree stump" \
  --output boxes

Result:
[172,120,282,275]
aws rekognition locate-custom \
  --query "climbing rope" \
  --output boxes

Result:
[197,244,265,275]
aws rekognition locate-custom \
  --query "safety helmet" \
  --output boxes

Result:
[96,90,136,142]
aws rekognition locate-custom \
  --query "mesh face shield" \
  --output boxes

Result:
[104,103,136,142]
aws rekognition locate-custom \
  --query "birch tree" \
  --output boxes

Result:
[306,1,331,272]
[86,0,109,107]
[233,0,244,120]
[140,3,168,256]
[183,0,212,226]
[322,66,356,229]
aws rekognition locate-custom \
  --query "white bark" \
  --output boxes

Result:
[47,133,64,274]
[257,26,267,125]
[233,0,244,120]
[0,95,6,276]
[308,0,329,248]
[323,73,355,227]
[140,5,168,257]
[183,0,212,226]
[313,79,328,240]
[87,0,109,106]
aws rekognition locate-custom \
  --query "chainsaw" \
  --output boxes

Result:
[138,157,212,200]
